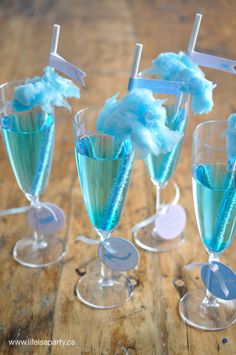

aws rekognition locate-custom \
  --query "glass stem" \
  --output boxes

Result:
[30,196,40,207]
[204,252,220,306]
[156,183,161,214]
[97,230,114,288]
[30,198,47,250]
[152,181,165,238]
[99,263,113,288]
[33,229,40,244]
[151,180,161,215]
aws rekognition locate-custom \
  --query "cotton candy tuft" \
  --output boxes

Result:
[96,89,182,159]
[143,51,216,115]
[12,66,80,113]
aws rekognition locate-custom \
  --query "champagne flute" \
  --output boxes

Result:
[0,80,66,267]
[133,93,190,252]
[132,14,202,253]
[179,119,236,330]
[73,107,135,309]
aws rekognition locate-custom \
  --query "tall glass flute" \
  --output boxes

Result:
[0,80,66,267]
[133,93,190,252]
[179,120,236,330]
[73,107,135,309]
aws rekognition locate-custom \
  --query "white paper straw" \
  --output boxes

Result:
[130,43,143,79]
[50,24,60,54]
[174,13,202,115]
[187,13,202,54]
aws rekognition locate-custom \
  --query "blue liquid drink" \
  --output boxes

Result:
[193,163,236,253]
[145,107,187,185]
[75,135,133,231]
[1,110,54,199]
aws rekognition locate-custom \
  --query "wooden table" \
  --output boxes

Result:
[0,1,236,354]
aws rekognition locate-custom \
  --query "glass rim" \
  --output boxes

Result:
[73,106,100,127]
[0,79,50,116]
[73,106,114,138]
[0,79,25,90]
[193,119,227,134]
[73,106,135,145]
[193,119,228,153]
[138,72,191,97]
[0,104,52,117]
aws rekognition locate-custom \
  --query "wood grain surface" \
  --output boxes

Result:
[0,0,236,354]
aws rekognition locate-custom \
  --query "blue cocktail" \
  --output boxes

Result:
[75,135,133,232]
[145,106,187,184]
[73,107,135,309]
[2,111,54,199]
[133,95,190,252]
[193,163,236,254]
[0,80,65,267]
[179,120,236,330]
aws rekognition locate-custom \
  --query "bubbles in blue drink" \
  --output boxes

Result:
[75,135,133,231]
[1,110,54,199]
[145,107,187,185]
[193,163,236,253]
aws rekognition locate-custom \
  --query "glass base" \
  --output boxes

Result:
[75,260,134,309]
[133,217,185,252]
[179,288,236,330]
[13,234,66,268]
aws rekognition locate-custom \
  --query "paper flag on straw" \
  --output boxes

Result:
[128,77,184,95]
[189,51,236,74]
[186,14,236,74]
[48,52,86,86]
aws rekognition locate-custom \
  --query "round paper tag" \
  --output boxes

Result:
[154,204,186,240]
[98,237,139,272]
[27,203,65,234]
[201,261,236,301]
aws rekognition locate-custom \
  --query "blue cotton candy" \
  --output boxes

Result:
[227,113,236,165]
[143,51,216,115]
[96,89,182,158]
[12,66,80,113]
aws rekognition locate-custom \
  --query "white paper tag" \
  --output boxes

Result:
[154,204,186,240]
[27,203,65,234]
[201,262,236,300]
[98,237,139,272]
